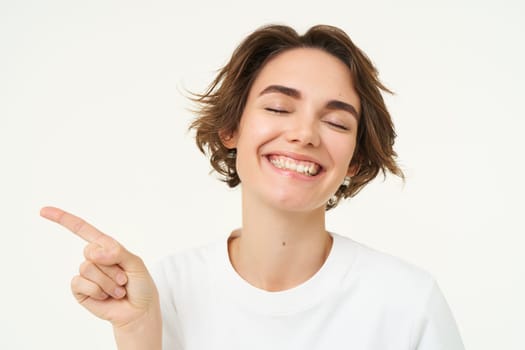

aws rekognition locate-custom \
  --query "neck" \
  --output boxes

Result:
[228,194,333,292]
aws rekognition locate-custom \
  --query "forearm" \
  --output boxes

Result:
[113,305,162,350]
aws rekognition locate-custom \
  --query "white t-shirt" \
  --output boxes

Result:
[152,232,464,350]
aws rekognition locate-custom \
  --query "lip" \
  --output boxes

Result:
[262,151,326,180]
[263,156,324,181]
[262,151,325,169]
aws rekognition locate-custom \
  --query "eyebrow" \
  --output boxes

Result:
[258,84,359,120]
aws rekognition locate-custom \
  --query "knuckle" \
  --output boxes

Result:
[83,244,96,260]
[78,261,92,275]
[132,254,145,268]
[113,241,123,254]
[71,219,87,234]
[70,275,81,290]
[108,243,123,259]
[134,255,144,265]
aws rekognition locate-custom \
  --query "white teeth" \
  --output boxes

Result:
[268,155,320,176]
[306,164,315,175]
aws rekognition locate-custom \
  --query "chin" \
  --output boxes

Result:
[267,194,327,214]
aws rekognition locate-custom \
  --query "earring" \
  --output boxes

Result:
[227,149,237,159]
[327,176,351,208]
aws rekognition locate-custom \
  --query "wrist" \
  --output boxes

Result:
[113,302,162,350]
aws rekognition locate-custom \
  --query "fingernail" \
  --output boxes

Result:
[114,287,126,298]
[116,273,127,285]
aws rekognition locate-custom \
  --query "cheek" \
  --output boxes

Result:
[235,118,274,166]
[238,115,279,147]
[326,136,357,164]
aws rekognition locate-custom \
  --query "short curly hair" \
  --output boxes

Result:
[189,24,403,210]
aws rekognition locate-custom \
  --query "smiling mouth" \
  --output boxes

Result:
[266,155,322,176]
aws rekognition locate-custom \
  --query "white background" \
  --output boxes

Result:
[1,0,524,349]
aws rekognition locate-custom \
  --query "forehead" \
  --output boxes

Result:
[249,48,358,107]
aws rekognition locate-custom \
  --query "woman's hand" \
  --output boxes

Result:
[40,207,161,349]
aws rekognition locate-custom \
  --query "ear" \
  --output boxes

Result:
[219,129,238,149]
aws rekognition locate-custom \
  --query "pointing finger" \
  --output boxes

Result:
[40,206,108,244]
[41,206,147,273]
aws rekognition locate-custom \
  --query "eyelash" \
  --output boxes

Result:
[326,121,349,131]
[265,108,289,114]
[265,108,350,131]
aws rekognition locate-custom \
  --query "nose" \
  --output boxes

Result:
[285,116,320,147]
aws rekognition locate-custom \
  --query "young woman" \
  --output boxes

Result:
[41,24,464,349]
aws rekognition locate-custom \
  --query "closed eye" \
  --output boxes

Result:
[265,108,289,114]
[325,121,349,131]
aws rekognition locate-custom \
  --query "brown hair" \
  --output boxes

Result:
[189,24,404,210]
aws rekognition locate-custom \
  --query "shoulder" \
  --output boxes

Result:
[335,234,464,349]
[334,233,437,308]
[335,233,434,282]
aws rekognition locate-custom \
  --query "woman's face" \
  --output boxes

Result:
[224,48,360,213]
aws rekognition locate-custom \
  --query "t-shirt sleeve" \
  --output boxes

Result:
[411,280,465,350]
[150,258,184,350]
